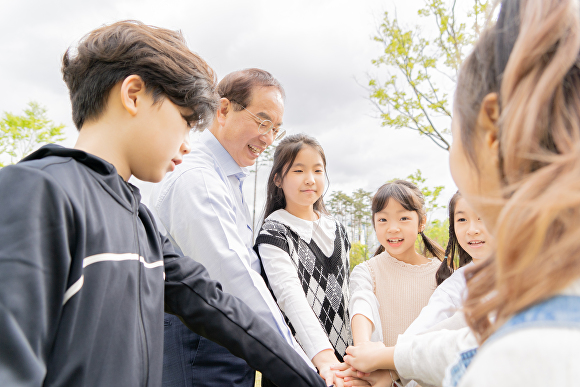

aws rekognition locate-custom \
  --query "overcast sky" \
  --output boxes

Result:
[0,0,458,221]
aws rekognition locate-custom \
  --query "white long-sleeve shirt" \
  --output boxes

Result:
[149,130,311,366]
[257,209,340,360]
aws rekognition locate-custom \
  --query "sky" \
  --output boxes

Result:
[0,0,458,223]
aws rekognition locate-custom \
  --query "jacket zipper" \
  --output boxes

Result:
[128,183,149,387]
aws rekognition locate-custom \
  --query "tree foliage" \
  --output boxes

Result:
[328,189,373,247]
[423,218,450,251]
[0,102,66,167]
[331,169,448,267]
[369,0,490,151]
[398,169,445,216]
[349,241,371,271]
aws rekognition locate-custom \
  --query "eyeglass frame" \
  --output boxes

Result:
[229,100,286,141]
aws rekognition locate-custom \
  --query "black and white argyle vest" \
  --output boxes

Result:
[254,218,352,361]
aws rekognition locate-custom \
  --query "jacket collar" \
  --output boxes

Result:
[23,144,140,212]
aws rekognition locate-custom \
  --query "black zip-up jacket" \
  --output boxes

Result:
[0,145,325,387]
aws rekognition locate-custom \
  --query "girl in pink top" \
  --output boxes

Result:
[349,180,444,386]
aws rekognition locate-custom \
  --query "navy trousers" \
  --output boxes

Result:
[162,313,255,387]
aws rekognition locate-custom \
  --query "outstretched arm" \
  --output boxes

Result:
[0,166,72,386]
[163,240,325,387]
[343,341,395,373]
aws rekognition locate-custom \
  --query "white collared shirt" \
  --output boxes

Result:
[150,131,311,367]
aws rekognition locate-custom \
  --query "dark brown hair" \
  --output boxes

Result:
[457,0,580,343]
[62,20,219,130]
[217,68,285,111]
[436,192,473,285]
[371,180,445,260]
[263,133,328,219]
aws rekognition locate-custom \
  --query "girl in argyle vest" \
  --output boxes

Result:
[254,133,352,386]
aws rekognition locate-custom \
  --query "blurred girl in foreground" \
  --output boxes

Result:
[340,0,580,385]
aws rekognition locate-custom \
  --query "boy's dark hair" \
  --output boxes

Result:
[436,191,473,286]
[218,68,285,110]
[263,133,328,220]
[62,20,219,130]
[371,180,444,260]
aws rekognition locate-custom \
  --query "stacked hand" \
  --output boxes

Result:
[328,341,397,387]
[344,341,395,372]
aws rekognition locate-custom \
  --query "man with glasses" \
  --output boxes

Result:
[150,69,308,387]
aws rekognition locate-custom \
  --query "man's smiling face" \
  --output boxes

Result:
[220,86,284,168]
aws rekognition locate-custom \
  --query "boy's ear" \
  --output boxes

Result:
[120,75,146,116]
[477,93,500,162]
[216,98,231,126]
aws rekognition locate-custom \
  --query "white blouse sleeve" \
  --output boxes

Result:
[349,263,383,343]
[258,243,333,360]
[395,326,478,387]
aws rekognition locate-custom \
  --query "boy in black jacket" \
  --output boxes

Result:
[0,21,328,387]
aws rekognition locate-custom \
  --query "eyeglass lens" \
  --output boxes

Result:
[258,121,285,140]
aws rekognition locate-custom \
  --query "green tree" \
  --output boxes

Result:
[328,190,354,234]
[0,102,66,167]
[390,169,445,218]
[404,169,445,216]
[351,189,373,244]
[369,0,489,151]
[422,218,450,252]
[349,241,371,271]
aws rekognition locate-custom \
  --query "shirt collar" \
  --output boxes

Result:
[268,209,336,243]
[201,130,249,178]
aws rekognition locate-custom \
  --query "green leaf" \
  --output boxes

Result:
[0,101,66,167]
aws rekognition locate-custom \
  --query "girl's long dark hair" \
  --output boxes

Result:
[371,180,444,260]
[436,192,474,285]
[263,133,329,220]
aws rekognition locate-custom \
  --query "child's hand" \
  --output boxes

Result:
[343,341,394,373]
[355,369,392,387]
[313,349,345,386]
[331,363,371,386]
[318,362,344,387]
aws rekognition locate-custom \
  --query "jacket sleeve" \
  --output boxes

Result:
[162,236,325,387]
[0,165,73,386]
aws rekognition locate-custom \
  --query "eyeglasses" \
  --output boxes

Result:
[231,100,286,141]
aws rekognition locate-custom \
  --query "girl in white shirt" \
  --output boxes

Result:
[404,192,493,337]
[390,194,494,387]
[254,133,351,386]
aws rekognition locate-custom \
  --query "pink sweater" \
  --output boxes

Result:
[366,251,440,346]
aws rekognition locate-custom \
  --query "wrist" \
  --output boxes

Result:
[312,348,338,370]
[377,346,396,370]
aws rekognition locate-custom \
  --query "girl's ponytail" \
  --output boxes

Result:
[419,231,445,261]
[436,224,457,286]
[373,245,385,257]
